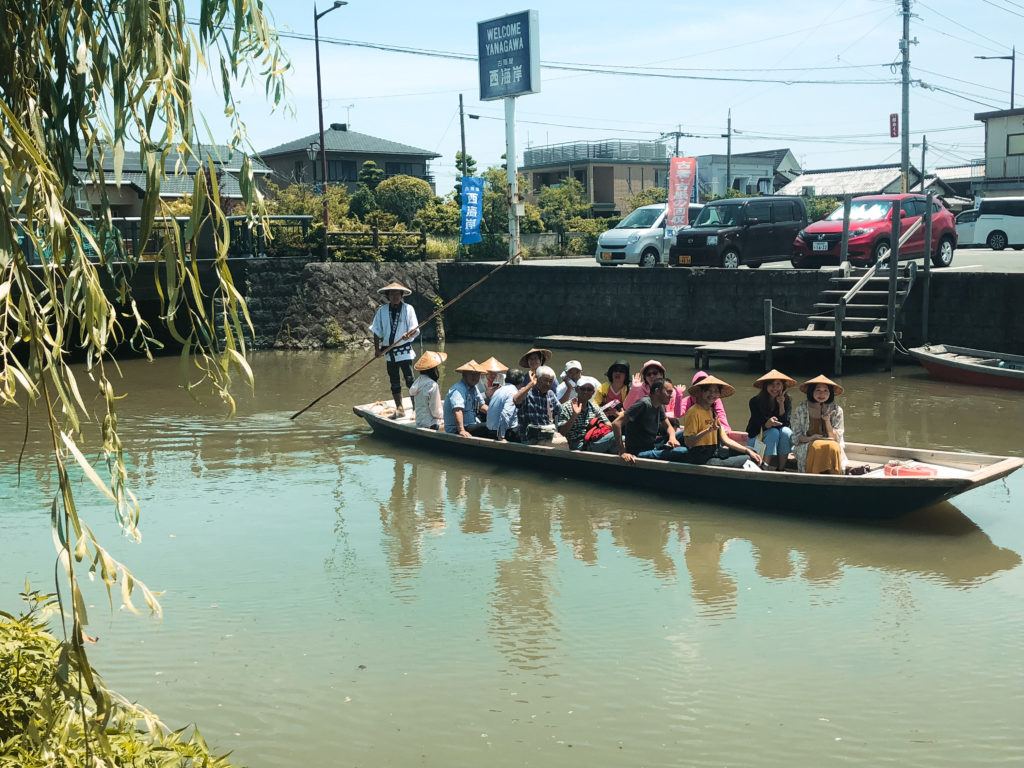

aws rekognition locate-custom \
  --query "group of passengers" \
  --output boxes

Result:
[372,281,850,475]
[407,346,850,475]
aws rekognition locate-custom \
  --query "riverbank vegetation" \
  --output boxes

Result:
[1,1,285,763]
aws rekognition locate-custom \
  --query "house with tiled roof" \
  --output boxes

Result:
[257,123,441,191]
[73,144,273,216]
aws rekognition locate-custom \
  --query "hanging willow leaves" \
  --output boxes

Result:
[1,0,287,762]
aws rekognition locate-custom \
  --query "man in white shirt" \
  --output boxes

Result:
[486,368,527,441]
[369,281,419,418]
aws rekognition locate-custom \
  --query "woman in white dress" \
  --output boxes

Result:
[409,351,446,429]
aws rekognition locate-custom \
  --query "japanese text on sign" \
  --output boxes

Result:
[477,10,540,101]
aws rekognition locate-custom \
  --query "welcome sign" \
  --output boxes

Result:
[477,10,540,101]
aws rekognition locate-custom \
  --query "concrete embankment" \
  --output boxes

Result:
[103,260,1024,356]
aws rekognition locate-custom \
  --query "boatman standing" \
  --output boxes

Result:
[370,280,420,418]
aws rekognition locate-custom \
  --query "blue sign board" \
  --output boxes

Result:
[477,10,540,101]
[460,176,485,245]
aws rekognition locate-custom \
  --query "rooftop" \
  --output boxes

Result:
[934,163,985,182]
[75,144,272,176]
[259,125,440,159]
[523,139,669,168]
[776,163,920,197]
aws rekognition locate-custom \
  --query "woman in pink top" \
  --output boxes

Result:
[622,359,686,416]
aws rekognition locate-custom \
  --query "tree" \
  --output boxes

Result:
[358,160,386,191]
[1,1,284,762]
[265,180,352,224]
[414,196,460,236]
[623,186,667,213]
[375,174,434,226]
[807,195,842,222]
[454,151,478,177]
[537,177,590,233]
[348,183,378,221]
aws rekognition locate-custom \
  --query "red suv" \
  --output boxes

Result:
[792,194,957,268]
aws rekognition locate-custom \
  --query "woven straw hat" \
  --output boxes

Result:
[800,374,844,396]
[479,356,509,373]
[518,347,552,367]
[455,359,485,373]
[754,369,797,389]
[377,281,412,296]
[414,350,447,372]
[688,374,736,398]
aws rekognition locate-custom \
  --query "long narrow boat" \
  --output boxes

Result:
[909,344,1024,391]
[353,402,1022,519]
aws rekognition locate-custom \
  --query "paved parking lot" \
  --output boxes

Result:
[513,247,1024,273]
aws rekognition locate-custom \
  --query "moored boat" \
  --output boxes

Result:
[909,344,1024,391]
[353,401,1022,519]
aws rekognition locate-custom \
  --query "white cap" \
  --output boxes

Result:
[562,360,583,378]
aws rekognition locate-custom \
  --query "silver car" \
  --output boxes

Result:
[595,203,703,267]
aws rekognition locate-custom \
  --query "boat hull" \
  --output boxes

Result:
[910,345,1024,391]
[353,406,1020,520]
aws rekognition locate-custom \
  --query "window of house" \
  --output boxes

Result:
[328,159,356,181]
[293,161,305,182]
[385,161,420,177]
[1007,133,1024,156]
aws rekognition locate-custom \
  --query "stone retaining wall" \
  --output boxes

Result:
[239,260,1024,355]
[246,260,441,349]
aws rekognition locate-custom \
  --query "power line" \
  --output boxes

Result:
[914,66,1020,97]
[209,23,900,86]
[916,1,1011,52]
[915,20,1006,56]
[980,0,1024,18]
[913,81,1001,108]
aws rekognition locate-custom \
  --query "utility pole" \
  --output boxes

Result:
[458,94,467,177]
[920,134,927,192]
[726,109,732,195]
[314,1,347,261]
[900,0,912,194]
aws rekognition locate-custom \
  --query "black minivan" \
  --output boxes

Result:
[668,196,808,268]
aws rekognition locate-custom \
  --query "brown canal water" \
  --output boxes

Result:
[2,343,1023,767]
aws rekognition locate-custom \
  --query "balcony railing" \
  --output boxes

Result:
[524,140,669,168]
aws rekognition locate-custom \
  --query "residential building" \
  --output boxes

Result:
[972,107,1024,196]
[696,148,801,198]
[258,123,440,191]
[933,162,985,198]
[520,139,671,216]
[776,163,928,198]
[74,145,273,217]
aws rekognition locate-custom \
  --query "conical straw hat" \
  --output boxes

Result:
[414,350,447,371]
[687,374,736,398]
[518,347,552,367]
[479,356,509,373]
[753,369,797,389]
[455,359,484,373]
[377,280,412,296]
[799,374,844,396]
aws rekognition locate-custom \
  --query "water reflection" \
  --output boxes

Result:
[366,455,1021,663]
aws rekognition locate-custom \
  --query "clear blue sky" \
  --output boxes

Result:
[189,0,1020,194]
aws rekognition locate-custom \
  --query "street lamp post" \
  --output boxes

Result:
[314,0,347,260]
[975,46,1016,109]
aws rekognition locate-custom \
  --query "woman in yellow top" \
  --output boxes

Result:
[595,359,630,414]
[681,375,763,468]
[790,375,847,474]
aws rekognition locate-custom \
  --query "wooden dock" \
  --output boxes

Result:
[536,335,785,369]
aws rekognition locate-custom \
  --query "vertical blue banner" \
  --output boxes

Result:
[460,176,484,245]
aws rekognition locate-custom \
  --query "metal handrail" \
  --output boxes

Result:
[839,216,924,304]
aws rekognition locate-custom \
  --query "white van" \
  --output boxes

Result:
[956,197,1024,250]
[595,203,704,267]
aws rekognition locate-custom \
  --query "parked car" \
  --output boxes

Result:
[595,202,704,267]
[955,197,1024,251]
[667,196,807,268]
[793,194,957,269]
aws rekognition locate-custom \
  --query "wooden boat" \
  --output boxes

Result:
[353,402,1022,519]
[909,344,1024,391]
